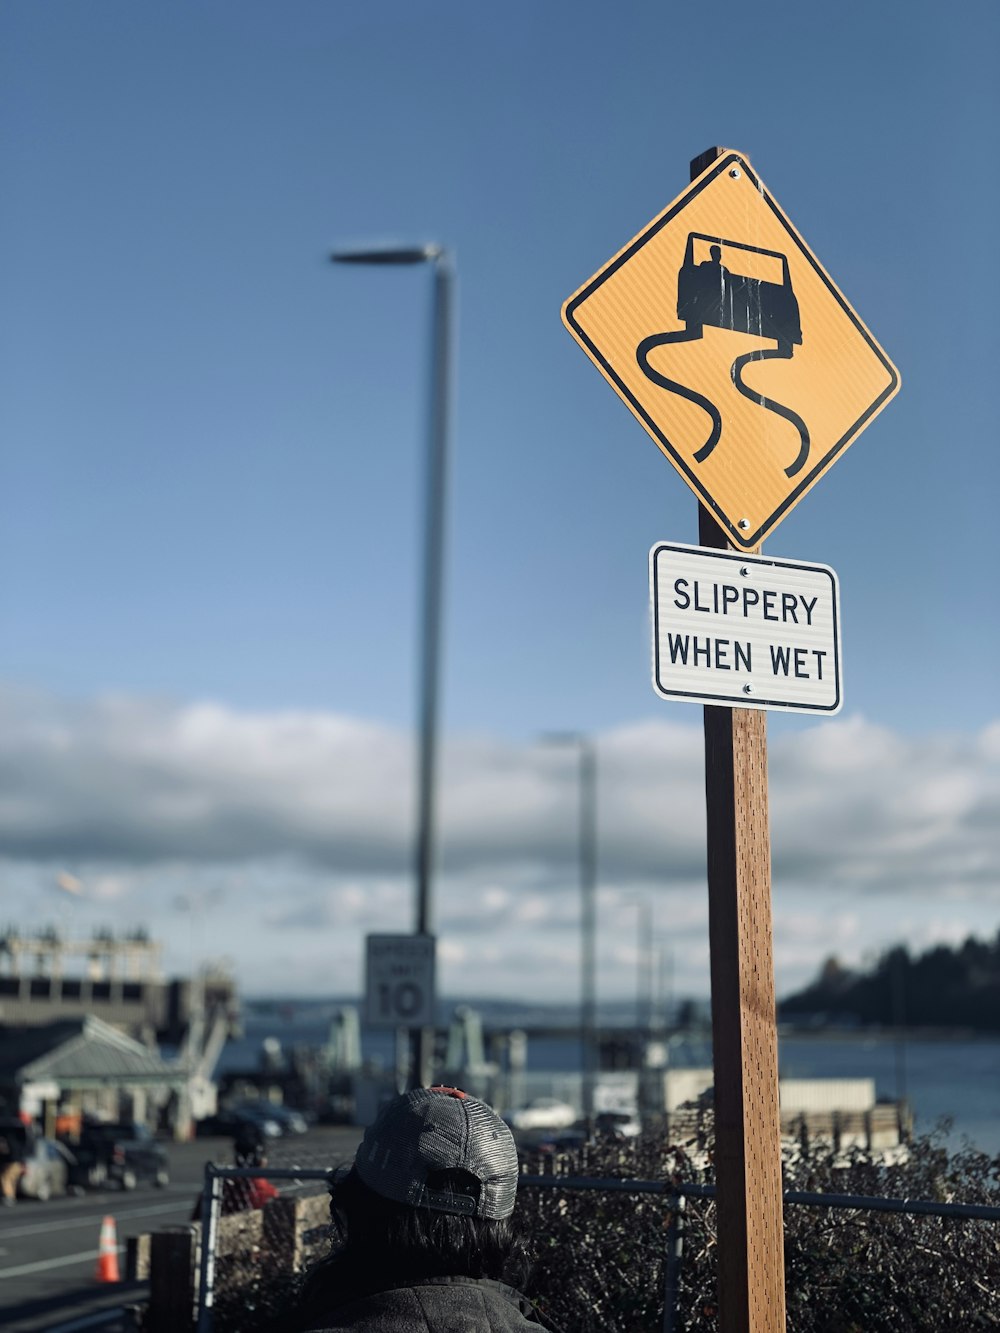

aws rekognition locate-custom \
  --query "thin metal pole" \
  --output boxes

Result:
[414,255,451,936]
[579,740,598,1133]
[330,244,451,1093]
[662,1194,686,1333]
[196,1162,222,1333]
[892,949,908,1118]
[637,900,653,1037]
[411,253,453,1088]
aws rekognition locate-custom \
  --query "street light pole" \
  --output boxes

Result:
[543,732,598,1134]
[627,899,653,1037]
[331,244,453,1088]
[414,252,452,944]
[579,739,597,1134]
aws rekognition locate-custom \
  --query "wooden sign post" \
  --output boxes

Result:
[700,519,784,1327]
[692,145,785,1333]
[701,623,785,1327]
[561,143,900,1331]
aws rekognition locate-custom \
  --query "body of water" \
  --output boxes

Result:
[220,1004,1000,1155]
[779,1031,1000,1153]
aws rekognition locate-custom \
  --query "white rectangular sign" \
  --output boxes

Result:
[365,933,436,1029]
[649,542,842,714]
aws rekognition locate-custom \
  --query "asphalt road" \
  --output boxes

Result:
[0,1126,362,1333]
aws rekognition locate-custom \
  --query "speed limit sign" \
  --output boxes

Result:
[365,934,436,1028]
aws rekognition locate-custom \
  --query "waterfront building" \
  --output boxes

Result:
[0,928,239,1137]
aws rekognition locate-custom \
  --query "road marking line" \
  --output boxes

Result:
[0,1244,124,1278]
[0,1199,185,1240]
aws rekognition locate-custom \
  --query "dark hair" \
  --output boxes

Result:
[294,1166,530,1325]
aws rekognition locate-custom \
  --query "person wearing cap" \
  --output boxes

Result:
[190,1122,279,1220]
[226,1122,280,1214]
[295,1086,561,1331]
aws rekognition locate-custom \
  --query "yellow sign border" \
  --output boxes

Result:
[562,152,900,548]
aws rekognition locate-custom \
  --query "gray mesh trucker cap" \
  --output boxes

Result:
[355,1086,519,1219]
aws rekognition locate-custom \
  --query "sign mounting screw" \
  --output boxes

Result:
[738,518,750,530]
[729,168,741,179]
[743,683,753,694]
[740,566,750,577]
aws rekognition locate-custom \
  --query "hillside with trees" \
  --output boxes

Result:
[780,931,1000,1031]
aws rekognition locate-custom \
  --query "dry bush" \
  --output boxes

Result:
[516,1123,1000,1332]
[205,1123,1000,1332]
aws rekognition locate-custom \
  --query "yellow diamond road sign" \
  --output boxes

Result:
[562,151,900,549]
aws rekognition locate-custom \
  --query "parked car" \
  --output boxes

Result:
[195,1105,283,1140]
[235,1101,309,1135]
[506,1098,579,1132]
[19,1137,77,1201]
[69,1121,169,1190]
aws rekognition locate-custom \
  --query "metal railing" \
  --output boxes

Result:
[188,1163,1000,1332]
[518,1172,1000,1331]
[196,1164,329,1333]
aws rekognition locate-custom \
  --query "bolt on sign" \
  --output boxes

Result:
[649,542,841,713]
[563,151,900,548]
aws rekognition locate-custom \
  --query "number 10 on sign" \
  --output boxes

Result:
[365,933,436,1029]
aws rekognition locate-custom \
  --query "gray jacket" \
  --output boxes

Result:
[304,1275,561,1332]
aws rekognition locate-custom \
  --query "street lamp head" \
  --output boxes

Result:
[330,243,444,266]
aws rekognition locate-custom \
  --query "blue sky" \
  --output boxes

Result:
[1,2,997,1002]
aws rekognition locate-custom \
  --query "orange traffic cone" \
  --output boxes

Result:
[95,1214,120,1283]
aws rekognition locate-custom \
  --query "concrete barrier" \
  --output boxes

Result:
[134,1190,331,1332]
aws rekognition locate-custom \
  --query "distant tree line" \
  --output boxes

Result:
[780,930,1000,1031]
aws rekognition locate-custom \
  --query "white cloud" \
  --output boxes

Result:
[0,683,996,1000]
